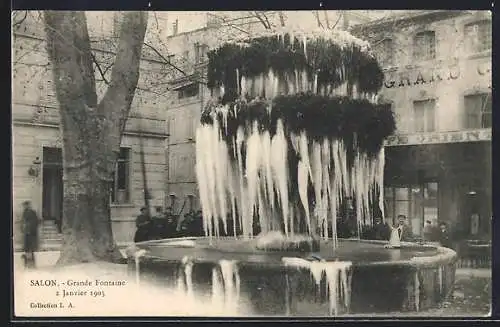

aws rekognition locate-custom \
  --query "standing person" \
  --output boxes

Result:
[134,207,151,243]
[22,201,39,268]
[438,221,453,249]
[423,220,434,242]
[395,214,413,242]
[164,207,177,238]
[373,216,391,240]
[151,206,165,239]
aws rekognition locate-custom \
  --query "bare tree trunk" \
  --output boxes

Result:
[43,11,148,265]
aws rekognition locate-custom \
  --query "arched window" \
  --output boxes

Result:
[413,31,436,61]
[465,20,492,53]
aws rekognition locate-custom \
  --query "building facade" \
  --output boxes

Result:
[12,12,171,249]
[351,10,492,239]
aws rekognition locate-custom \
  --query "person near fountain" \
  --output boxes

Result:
[423,220,439,242]
[395,215,413,242]
[164,206,178,238]
[134,207,152,243]
[150,206,167,239]
[373,217,391,240]
[437,222,453,249]
[21,201,39,268]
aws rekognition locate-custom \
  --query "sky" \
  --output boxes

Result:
[162,10,409,36]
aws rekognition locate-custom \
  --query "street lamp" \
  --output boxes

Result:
[28,157,41,177]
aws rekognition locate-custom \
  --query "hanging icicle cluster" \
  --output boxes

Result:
[207,28,384,104]
[196,27,395,246]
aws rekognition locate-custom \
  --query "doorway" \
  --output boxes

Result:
[42,147,63,232]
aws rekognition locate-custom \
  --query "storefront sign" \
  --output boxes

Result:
[384,65,460,89]
[384,128,491,146]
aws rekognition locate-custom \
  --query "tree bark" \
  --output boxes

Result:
[43,11,148,265]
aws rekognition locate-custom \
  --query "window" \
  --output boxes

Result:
[194,43,209,64]
[376,38,394,67]
[111,148,130,204]
[465,20,492,53]
[413,31,436,61]
[384,182,439,237]
[464,93,492,129]
[413,99,436,132]
[177,83,199,99]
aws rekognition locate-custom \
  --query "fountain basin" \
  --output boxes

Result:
[126,237,457,316]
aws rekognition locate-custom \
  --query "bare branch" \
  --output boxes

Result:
[313,11,324,28]
[12,11,28,28]
[323,11,330,29]
[331,12,343,30]
[254,11,271,29]
[90,51,110,85]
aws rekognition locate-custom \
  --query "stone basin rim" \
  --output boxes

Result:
[126,237,457,269]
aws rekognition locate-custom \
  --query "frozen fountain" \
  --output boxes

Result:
[127,27,457,316]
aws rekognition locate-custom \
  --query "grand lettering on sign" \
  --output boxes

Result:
[385,129,491,146]
[384,65,460,89]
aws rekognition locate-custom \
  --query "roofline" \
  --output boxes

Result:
[351,10,473,32]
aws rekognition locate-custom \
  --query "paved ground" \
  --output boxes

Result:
[12,251,491,317]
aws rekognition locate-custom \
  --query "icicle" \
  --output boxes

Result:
[273,71,279,97]
[438,266,443,296]
[271,119,289,236]
[134,249,146,285]
[177,266,186,293]
[215,137,229,235]
[287,72,295,95]
[246,122,261,236]
[257,180,267,234]
[298,160,311,235]
[266,69,274,100]
[236,68,240,96]
[311,141,323,237]
[262,130,275,212]
[241,76,247,97]
[303,36,307,60]
[228,164,238,238]
[294,69,299,94]
[321,138,331,239]
[236,127,249,238]
[378,147,386,221]
[220,260,240,311]
[301,69,308,93]
[414,271,420,311]
[283,258,353,316]
[314,73,318,94]
[212,267,224,303]
[182,256,194,300]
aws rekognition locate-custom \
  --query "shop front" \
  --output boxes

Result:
[383,129,491,241]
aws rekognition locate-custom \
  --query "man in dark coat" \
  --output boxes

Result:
[438,222,453,249]
[134,207,151,243]
[396,214,413,242]
[373,216,391,240]
[22,201,39,268]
